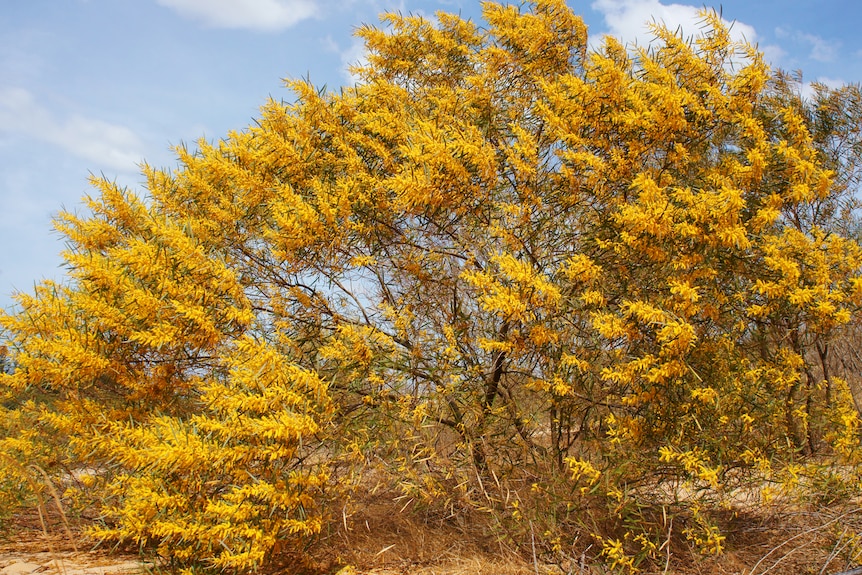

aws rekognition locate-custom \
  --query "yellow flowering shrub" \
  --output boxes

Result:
[2,1,862,572]
[89,337,332,570]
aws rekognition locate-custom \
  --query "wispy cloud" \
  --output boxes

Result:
[0,87,144,172]
[592,0,758,46]
[775,27,840,63]
[799,76,846,101]
[323,35,368,85]
[155,0,317,31]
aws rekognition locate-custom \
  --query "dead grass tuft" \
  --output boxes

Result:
[311,485,534,575]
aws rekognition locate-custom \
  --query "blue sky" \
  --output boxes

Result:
[1,0,860,311]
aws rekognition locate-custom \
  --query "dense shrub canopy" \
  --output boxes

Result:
[2,1,862,572]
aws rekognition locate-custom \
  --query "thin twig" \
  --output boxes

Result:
[31,464,78,553]
[749,509,862,575]
[0,453,48,536]
[821,527,851,575]
[662,516,673,575]
[0,453,67,574]
[530,520,540,575]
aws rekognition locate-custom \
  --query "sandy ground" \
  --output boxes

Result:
[0,530,149,575]
[0,554,146,575]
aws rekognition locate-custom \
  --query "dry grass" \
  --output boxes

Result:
[304,489,862,575]
[309,485,534,575]
[2,483,862,575]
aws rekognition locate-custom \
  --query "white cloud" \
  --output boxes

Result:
[759,44,787,68]
[799,76,846,101]
[807,36,839,62]
[591,0,758,49]
[322,33,369,85]
[812,76,845,89]
[340,38,369,85]
[775,27,840,63]
[156,0,317,31]
[0,87,144,172]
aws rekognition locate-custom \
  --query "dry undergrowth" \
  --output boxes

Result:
[0,508,146,575]
[310,487,532,575]
[3,489,862,575]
